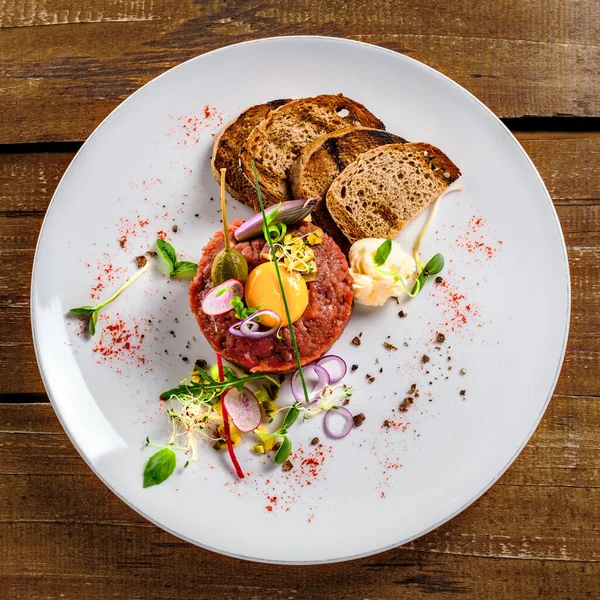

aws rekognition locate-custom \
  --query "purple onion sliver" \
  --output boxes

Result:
[228,322,247,338]
[323,406,354,439]
[315,354,347,383]
[291,363,330,404]
[234,198,320,241]
[228,309,281,339]
[239,309,280,338]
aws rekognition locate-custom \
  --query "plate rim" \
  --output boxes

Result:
[30,35,571,565]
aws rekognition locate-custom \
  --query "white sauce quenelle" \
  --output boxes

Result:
[349,238,416,306]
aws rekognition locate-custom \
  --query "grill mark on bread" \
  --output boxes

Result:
[241,95,385,206]
[326,142,461,243]
[289,127,406,251]
[322,137,347,173]
[211,99,290,211]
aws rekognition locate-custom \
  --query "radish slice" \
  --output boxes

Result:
[324,406,354,439]
[202,279,243,316]
[222,387,262,432]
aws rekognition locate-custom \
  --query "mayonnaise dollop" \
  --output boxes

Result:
[349,239,416,306]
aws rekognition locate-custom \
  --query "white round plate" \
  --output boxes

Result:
[31,36,570,564]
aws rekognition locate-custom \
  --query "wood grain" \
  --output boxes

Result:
[1,5,600,594]
[0,0,193,28]
[0,0,599,144]
[0,401,598,599]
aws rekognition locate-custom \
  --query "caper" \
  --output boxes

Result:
[211,248,248,285]
[211,168,249,285]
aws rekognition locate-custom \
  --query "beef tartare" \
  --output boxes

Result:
[190,219,353,373]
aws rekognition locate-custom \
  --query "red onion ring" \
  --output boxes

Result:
[323,406,354,439]
[228,319,259,337]
[315,355,347,383]
[228,309,281,339]
[291,363,330,405]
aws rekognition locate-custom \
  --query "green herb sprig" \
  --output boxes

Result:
[156,238,198,278]
[70,261,150,335]
[372,239,444,298]
[411,253,444,295]
[229,296,261,321]
[255,404,300,464]
[160,368,279,400]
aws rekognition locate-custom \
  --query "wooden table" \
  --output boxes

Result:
[1,2,599,598]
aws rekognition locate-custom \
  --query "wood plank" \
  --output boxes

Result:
[0,0,195,28]
[0,525,597,600]
[0,151,73,212]
[0,0,600,44]
[0,402,598,599]
[2,135,597,214]
[1,1,599,143]
[2,0,598,45]
[1,523,597,599]
[0,133,598,395]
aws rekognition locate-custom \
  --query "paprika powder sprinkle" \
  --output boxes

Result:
[166,106,224,147]
[455,215,500,259]
[92,314,147,368]
[89,255,125,301]
[117,214,151,251]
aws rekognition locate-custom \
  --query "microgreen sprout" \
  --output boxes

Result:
[372,238,444,298]
[70,260,150,335]
[410,253,444,295]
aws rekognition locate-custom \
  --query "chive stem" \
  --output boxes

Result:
[251,161,311,406]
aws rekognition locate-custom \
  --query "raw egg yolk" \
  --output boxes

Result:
[245,262,308,328]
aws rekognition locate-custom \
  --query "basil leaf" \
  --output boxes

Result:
[273,436,292,464]
[143,447,176,488]
[88,310,98,336]
[424,253,444,275]
[156,238,177,274]
[174,261,198,278]
[373,238,392,266]
[70,306,95,315]
[279,405,300,434]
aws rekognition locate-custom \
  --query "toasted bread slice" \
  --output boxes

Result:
[211,99,290,210]
[289,127,407,249]
[326,143,461,243]
[240,94,385,206]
